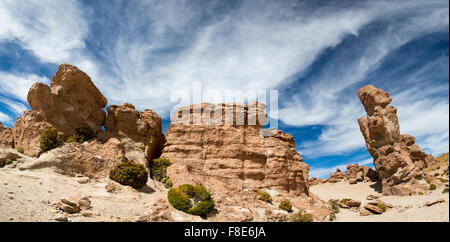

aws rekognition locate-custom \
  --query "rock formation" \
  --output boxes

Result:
[163,102,309,196]
[27,64,107,137]
[0,122,13,148]
[11,111,53,157]
[159,102,334,221]
[357,85,436,195]
[346,163,378,184]
[103,103,165,163]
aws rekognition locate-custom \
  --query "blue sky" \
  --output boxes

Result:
[0,0,448,178]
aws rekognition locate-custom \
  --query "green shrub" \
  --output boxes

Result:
[290,211,314,222]
[443,188,449,194]
[5,159,12,166]
[17,147,24,154]
[40,128,63,152]
[434,173,440,177]
[279,200,293,212]
[438,178,449,183]
[340,198,351,205]
[329,180,338,183]
[418,192,424,195]
[257,191,272,203]
[167,184,215,216]
[66,127,96,143]
[109,161,148,189]
[429,184,437,191]
[377,203,387,212]
[151,158,172,187]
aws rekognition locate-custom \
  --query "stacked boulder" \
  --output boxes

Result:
[8,64,165,178]
[346,164,378,184]
[357,85,437,195]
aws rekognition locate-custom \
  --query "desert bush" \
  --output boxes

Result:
[151,158,172,187]
[438,178,449,183]
[377,203,387,212]
[418,192,424,195]
[167,184,215,216]
[109,161,148,189]
[5,159,12,166]
[66,127,96,143]
[257,191,272,203]
[429,184,437,190]
[443,188,449,194]
[340,198,351,205]
[279,200,293,212]
[40,128,63,152]
[290,211,314,222]
[17,147,24,154]
[434,173,440,177]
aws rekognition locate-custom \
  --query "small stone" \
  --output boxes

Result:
[77,177,90,184]
[425,198,445,207]
[364,204,384,214]
[360,209,372,216]
[346,200,361,208]
[82,212,93,217]
[54,215,68,222]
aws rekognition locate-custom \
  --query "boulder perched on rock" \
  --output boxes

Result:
[103,103,165,163]
[27,64,107,138]
[0,122,13,148]
[329,168,346,183]
[357,85,436,196]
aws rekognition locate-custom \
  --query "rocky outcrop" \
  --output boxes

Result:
[18,138,128,179]
[357,85,436,196]
[346,163,378,184]
[329,168,346,183]
[103,103,165,163]
[163,102,309,196]
[159,103,335,221]
[0,122,13,148]
[11,111,53,157]
[27,64,107,138]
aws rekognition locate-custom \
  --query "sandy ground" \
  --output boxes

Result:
[311,181,449,222]
[0,166,167,222]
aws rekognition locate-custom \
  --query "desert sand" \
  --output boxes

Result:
[311,181,449,222]
[0,166,168,222]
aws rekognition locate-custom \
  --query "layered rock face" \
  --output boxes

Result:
[103,103,165,163]
[163,102,309,196]
[160,103,335,221]
[357,85,436,195]
[0,122,13,148]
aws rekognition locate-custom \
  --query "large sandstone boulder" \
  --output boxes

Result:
[27,64,107,138]
[357,85,436,195]
[163,103,309,196]
[103,103,165,163]
[0,122,13,148]
[159,103,335,221]
[11,111,53,157]
[18,138,128,179]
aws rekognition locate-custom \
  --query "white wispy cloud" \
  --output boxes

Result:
[0,111,11,123]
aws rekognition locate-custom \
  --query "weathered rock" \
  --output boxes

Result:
[27,64,107,138]
[364,204,384,214]
[163,103,309,196]
[329,168,346,181]
[346,163,378,184]
[367,194,382,200]
[349,178,358,184]
[18,138,127,179]
[11,111,53,157]
[360,208,372,216]
[357,85,436,195]
[0,122,13,148]
[346,200,361,208]
[424,198,445,207]
[103,103,165,164]
[58,199,80,214]
[77,177,90,184]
